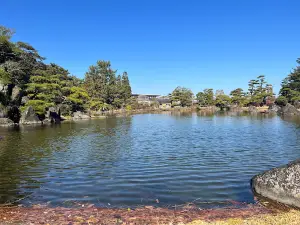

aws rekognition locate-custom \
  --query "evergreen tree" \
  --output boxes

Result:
[171,87,193,107]
[230,88,246,106]
[121,71,132,104]
[279,58,300,103]
[196,88,214,106]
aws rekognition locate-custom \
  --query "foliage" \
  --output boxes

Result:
[85,61,132,108]
[275,96,288,106]
[89,100,112,111]
[171,86,193,107]
[230,88,246,106]
[23,100,54,115]
[247,75,274,106]
[0,25,135,120]
[279,58,300,104]
[196,89,214,106]
[125,105,132,111]
[215,94,231,109]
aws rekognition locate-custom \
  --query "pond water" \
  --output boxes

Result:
[0,112,300,208]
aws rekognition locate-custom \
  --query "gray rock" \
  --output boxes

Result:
[0,118,14,126]
[229,106,244,112]
[248,105,258,113]
[73,111,90,120]
[251,159,300,208]
[11,86,21,102]
[45,106,61,123]
[294,101,300,109]
[42,118,52,125]
[7,106,21,123]
[268,104,281,113]
[0,106,7,118]
[20,106,41,124]
[21,96,29,105]
[0,82,7,93]
[280,103,300,116]
[57,103,72,116]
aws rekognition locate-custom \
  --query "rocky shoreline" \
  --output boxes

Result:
[1,103,300,127]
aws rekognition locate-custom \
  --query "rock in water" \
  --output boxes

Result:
[7,106,21,123]
[248,106,258,113]
[280,103,300,116]
[0,118,14,126]
[268,104,281,113]
[251,159,300,208]
[20,106,40,124]
[73,111,90,120]
[45,106,61,123]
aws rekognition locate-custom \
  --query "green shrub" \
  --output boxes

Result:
[125,105,132,111]
[23,100,54,115]
[275,96,288,106]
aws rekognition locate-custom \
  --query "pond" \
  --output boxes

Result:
[0,112,300,208]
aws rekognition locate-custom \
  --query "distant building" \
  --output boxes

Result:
[157,96,172,109]
[132,94,160,100]
[132,94,160,105]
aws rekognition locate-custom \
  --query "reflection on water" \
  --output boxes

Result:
[0,113,299,208]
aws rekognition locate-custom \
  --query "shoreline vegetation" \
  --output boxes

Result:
[1,25,300,126]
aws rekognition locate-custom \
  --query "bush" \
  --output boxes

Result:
[23,100,54,115]
[275,96,288,106]
[125,105,132,111]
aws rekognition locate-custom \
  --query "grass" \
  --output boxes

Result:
[186,210,300,225]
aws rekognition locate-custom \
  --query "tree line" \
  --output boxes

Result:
[169,74,275,109]
[170,59,300,109]
[0,25,132,121]
[1,24,300,120]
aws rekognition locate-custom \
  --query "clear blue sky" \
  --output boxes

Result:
[1,0,300,95]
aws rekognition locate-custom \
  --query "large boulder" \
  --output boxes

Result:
[7,106,21,123]
[58,103,72,116]
[11,86,21,103]
[0,105,7,118]
[251,159,300,208]
[45,106,61,123]
[21,96,29,105]
[73,111,90,120]
[0,82,7,93]
[248,105,258,113]
[294,101,300,109]
[0,118,14,126]
[20,106,41,124]
[280,103,300,116]
[268,104,281,113]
